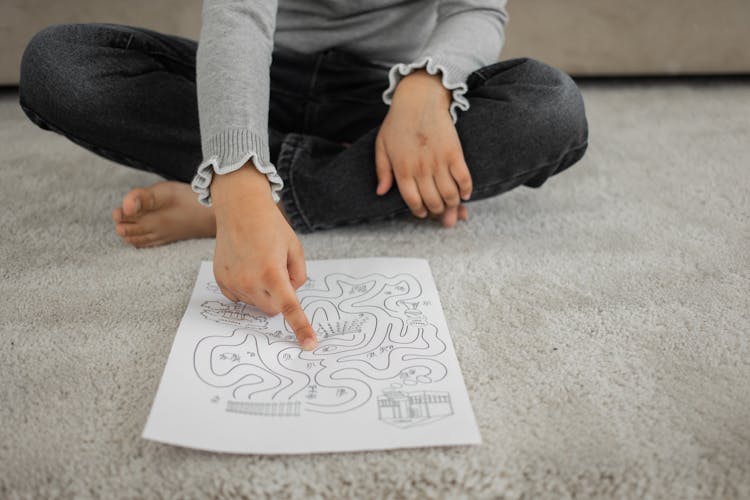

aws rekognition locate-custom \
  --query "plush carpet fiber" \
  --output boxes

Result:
[1,79,748,499]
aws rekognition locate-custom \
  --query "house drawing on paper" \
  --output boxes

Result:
[377,390,453,428]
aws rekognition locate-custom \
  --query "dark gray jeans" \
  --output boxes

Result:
[18,23,589,233]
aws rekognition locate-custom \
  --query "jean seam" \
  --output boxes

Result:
[121,43,196,71]
[327,208,410,229]
[271,87,385,106]
[467,69,490,90]
[278,134,314,233]
[120,33,194,69]
[473,69,490,82]
[143,50,195,69]
[290,138,314,231]
[308,53,324,97]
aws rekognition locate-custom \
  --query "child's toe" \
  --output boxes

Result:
[122,187,158,217]
[126,234,160,248]
[115,223,149,238]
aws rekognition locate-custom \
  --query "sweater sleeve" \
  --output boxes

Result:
[190,0,283,206]
[381,0,509,123]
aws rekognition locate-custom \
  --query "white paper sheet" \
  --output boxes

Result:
[143,258,481,454]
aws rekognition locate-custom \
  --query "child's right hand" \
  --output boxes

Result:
[374,69,472,228]
[209,162,318,351]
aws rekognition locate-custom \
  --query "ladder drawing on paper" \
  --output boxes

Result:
[226,400,301,417]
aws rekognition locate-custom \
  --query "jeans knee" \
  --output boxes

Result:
[19,24,74,112]
[484,59,588,154]
[470,58,588,148]
[524,59,588,146]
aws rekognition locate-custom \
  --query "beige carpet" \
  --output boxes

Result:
[1,79,748,499]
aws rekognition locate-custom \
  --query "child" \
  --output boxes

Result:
[18,0,588,349]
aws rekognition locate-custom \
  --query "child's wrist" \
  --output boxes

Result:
[394,69,451,108]
[210,161,275,211]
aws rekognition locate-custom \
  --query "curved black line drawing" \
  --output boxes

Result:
[192,272,450,417]
[377,390,453,428]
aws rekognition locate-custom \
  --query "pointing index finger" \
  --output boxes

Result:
[273,277,317,351]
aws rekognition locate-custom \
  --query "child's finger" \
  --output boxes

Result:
[268,274,318,351]
[287,241,307,290]
[375,138,394,195]
[415,175,445,214]
[458,204,469,221]
[396,176,428,218]
[434,169,461,208]
[450,158,473,201]
[441,206,459,228]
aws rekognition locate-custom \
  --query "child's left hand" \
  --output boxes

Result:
[375,69,473,228]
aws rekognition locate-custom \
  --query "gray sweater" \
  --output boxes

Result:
[190,0,509,205]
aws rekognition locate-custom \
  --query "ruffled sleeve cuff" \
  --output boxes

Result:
[190,128,283,206]
[381,56,470,124]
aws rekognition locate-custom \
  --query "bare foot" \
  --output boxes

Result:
[112,181,291,248]
[110,181,215,248]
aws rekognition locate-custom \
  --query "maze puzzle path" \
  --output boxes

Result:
[193,273,448,415]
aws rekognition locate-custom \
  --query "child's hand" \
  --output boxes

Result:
[210,163,318,351]
[375,69,472,228]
